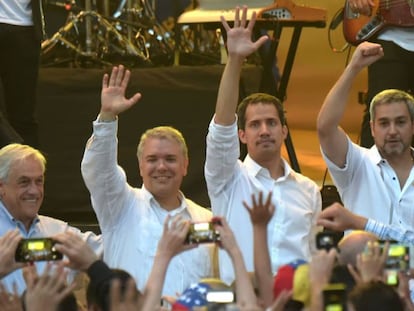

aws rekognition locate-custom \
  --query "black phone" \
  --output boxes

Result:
[316,231,342,251]
[15,238,63,262]
[323,283,347,311]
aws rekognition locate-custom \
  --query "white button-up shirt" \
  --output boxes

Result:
[205,118,321,284]
[81,120,214,296]
[323,137,414,229]
[0,203,103,294]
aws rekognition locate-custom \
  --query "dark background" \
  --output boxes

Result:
[35,65,262,225]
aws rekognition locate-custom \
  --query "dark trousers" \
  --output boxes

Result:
[0,23,40,147]
[360,39,414,148]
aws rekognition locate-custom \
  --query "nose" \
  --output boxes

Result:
[259,122,270,135]
[389,122,398,134]
[156,159,167,170]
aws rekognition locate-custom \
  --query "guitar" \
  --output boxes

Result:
[343,0,414,45]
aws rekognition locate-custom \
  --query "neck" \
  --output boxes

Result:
[156,195,181,211]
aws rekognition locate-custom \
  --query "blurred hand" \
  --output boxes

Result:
[0,229,24,278]
[309,249,338,291]
[213,217,239,256]
[0,282,22,311]
[23,262,76,311]
[156,215,195,259]
[348,240,387,284]
[317,203,367,232]
[53,231,98,271]
[243,191,275,227]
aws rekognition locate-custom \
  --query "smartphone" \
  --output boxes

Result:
[185,222,221,244]
[323,283,347,311]
[316,231,342,251]
[379,241,410,286]
[15,238,63,262]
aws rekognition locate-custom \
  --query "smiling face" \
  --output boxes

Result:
[0,155,45,230]
[138,137,188,206]
[238,102,288,164]
[371,101,414,158]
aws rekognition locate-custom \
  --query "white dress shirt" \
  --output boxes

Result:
[0,203,103,295]
[205,118,321,284]
[322,137,414,228]
[81,119,213,297]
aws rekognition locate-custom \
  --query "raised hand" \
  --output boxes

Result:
[100,65,142,120]
[220,6,268,59]
[349,41,384,71]
[243,191,275,227]
[348,240,388,284]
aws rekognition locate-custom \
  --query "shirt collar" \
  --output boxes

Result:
[368,145,414,166]
[142,184,188,215]
[0,201,40,232]
[243,154,294,180]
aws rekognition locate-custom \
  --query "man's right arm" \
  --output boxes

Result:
[317,42,383,167]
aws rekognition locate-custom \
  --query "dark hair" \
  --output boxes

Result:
[348,281,404,311]
[87,269,141,311]
[236,93,285,130]
[22,290,78,311]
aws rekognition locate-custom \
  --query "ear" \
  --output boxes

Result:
[238,129,247,144]
[182,157,189,177]
[282,124,288,140]
[370,120,375,138]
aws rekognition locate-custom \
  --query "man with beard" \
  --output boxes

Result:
[204,6,321,285]
[317,41,414,231]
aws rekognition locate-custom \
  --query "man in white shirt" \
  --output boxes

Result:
[81,65,214,297]
[204,6,321,284]
[0,143,102,294]
[317,42,414,238]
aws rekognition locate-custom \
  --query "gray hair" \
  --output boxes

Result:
[0,144,46,182]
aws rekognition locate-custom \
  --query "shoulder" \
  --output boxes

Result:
[185,199,212,220]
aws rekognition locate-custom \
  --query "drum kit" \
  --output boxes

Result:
[41,0,180,67]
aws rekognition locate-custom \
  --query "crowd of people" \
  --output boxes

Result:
[0,2,414,311]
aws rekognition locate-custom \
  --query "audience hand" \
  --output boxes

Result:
[0,282,22,311]
[348,240,388,284]
[100,65,142,120]
[156,215,194,259]
[213,217,239,256]
[397,270,414,311]
[23,262,76,311]
[243,191,275,227]
[53,231,99,271]
[310,249,338,291]
[0,229,24,279]
[317,203,367,232]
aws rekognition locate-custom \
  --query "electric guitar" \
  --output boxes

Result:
[343,0,414,45]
